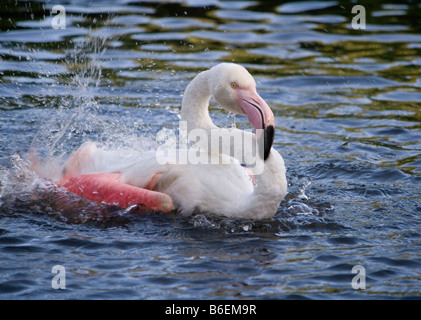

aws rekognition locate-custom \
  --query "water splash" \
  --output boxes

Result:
[174,175,338,234]
[1,33,158,218]
[28,35,108,166]
[0,152,50,211]
[27,32,160,179]
[274,175,338,232]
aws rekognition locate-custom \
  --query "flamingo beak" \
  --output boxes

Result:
[238,88,275,160]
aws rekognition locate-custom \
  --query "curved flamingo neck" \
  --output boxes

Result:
[181,70,216,131]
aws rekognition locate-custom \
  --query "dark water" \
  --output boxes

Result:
[1,0,421,299]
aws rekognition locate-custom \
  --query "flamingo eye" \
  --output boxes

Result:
[231,82,237,89]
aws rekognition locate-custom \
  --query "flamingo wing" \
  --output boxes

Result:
[57,172,173,213]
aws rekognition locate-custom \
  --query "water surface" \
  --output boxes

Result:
[0,0,421,299]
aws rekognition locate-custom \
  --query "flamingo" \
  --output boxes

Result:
[52,63,287,220]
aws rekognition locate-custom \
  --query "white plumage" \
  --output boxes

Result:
[60,63,287,219]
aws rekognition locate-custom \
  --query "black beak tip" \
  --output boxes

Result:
[264,125,275,160]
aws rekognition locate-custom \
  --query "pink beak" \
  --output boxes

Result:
[237,88,275,160]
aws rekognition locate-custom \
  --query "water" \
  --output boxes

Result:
[1,0,421,299]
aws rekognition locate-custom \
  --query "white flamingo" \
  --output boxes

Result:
[52,63,287,219]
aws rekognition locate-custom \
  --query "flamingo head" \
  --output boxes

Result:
[208,63,275,160]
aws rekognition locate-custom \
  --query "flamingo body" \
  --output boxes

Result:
[33,63,287,219]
